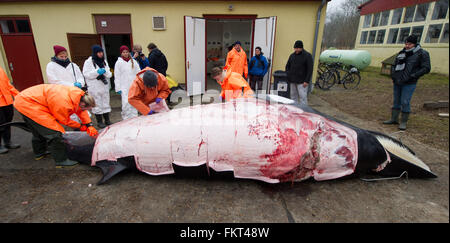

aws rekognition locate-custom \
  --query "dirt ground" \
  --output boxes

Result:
[0,91,448,223]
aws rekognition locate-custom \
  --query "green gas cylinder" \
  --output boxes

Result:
[319,49,371,70]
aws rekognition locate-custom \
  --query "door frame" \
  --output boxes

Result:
[202,14,257,91]
[0,16,44,89]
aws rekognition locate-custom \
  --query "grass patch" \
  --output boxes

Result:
[313,66,449,151]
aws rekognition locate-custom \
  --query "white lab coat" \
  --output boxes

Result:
[46,61,85,87]
[82,56,112,115]
[46,60,88,123]
[114,57,140,120]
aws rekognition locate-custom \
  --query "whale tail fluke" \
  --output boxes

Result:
[372,133,437,179]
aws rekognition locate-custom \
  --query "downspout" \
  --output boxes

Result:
[309,0,327,93]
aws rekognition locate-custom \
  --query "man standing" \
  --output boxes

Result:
[248,46,269,91]
[225,41,248,79]
[128,67,171,116]
[285,40,313,106]
[147,43,168,76]
[383,35,430,130]
[13,84,98,166]
[0,67,20,154]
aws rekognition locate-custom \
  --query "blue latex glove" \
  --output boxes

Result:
[74,82,82,89]
[117,91,122,95]
[97,68,106,75]
[148,110,154,115]
[155,97,162,104]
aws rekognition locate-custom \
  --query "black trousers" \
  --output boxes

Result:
[249,75,264,91]
[0,104,14,145]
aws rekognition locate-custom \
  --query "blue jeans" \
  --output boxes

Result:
[392,83,416,113]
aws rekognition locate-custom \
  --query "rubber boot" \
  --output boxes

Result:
[95,114,106,128]
[383,109,400,125]
[34,151,51,161]
[2,128,20,149]
[0,145,8,154]
[103,112,112,126]
[398,112,410,130]
[55,159,79,168]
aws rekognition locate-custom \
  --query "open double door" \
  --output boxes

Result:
[184,16,277,96]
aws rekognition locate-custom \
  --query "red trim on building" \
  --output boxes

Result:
[358,0,436,15]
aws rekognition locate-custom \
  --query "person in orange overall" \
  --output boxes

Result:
[211,67,254,101]
[0,67,20,154]
[13,84,98,167]
[224,41,248,79]
[128,67,171,116]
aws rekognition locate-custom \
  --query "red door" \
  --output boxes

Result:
[0,18,43,91]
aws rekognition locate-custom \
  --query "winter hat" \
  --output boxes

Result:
[294,40,303,48]
[120,45,129,53]
[234,41,241,46]
[143,71,158,88]
[92,45,104,55]
[53,45,67,55]
[405,35,418,45]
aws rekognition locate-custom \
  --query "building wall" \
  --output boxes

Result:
[0,1,327,84]
[355,0,449,75]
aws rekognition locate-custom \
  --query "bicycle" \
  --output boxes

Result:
[316,62,361,90]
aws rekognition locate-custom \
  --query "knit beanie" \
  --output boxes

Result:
[53,45,67,55]
[405,35,418,45]
[120,45,129,53]
[294,40,303,48]
[143,71,158,88]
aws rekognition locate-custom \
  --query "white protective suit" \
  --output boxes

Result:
[82,56,112,115]
[46,61,85,87]
[114,57,141,120]
[46,60,89,123]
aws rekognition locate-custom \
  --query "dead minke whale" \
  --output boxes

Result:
[4,95,437,184]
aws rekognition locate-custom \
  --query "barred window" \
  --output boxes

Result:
[414,3,429,22]
[387,28,399,44]
[391,8,403,25]
[403,5,416,23]
[432,0,449,20]
[376,29,386,44]
[360,31,368,44]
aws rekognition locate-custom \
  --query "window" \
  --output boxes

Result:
[398,27,411,43]
[372,12,381,27]
[387,28,399,44]
[363,15,371,28]
[380,11,390,26]
[16,20,31,33]
[368,30,377,44]
[432,0,449,20]
[425,24,443,43]
[414,3,429,22]
[411,26,424,43]
[0,19,31,34]
[0,20,16,34]
[391,8,403,25]
[441,23,449,43]
[376,29,386,44]
[360,31,368,44]
[404,5,416,23]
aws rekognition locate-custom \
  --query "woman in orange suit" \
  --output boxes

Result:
[13,84,97,167]
[0,67,20,154]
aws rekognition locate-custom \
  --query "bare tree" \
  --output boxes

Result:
[322,0,366,49]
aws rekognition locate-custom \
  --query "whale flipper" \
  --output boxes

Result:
[95,156,137,185]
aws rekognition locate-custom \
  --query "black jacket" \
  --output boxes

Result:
[391,45,431,85]
[285,50,313,84]
[148,48,168,76]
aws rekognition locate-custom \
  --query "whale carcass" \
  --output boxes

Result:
[86,96,436,184]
